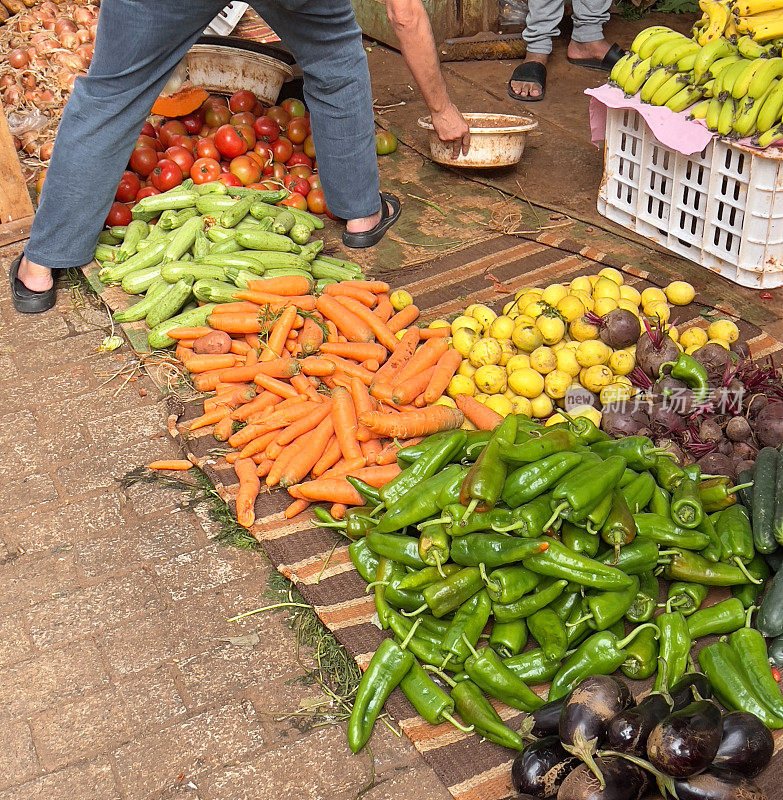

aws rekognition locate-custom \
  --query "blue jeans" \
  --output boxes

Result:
[522,0,611,55]
[26,0,379,269]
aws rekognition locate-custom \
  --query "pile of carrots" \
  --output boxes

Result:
[165,275,466,527]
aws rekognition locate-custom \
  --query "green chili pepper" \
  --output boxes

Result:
[423,567,484,618]
[598,537,660,575]
[493,579,569,623]
[548,587,583,622]
[374,557,397,629]
[618,468,640,488]
[441,496,552,538]
[666,581,707,616]
[620,625,659,680]
[715,506,760,582]
[314,506,376,540]
[459,414,516,516]
[366,532,426,569]
[386,573,428,614]
[399,659,471,732]
[561,521,600,557]
[653,602,691,691]
[450,534,549,569]
[482,564,540,604]
[418,524,450,573]
[489,619,528,658]
[732,555,769,608]
[347,476,382,505]
[620,471,657,514]
[417,613,451,639]
[387,611,455,669]
[698,642,783,729]
[396,431,462,464]
[687,598,747,639]
[499,428,578,465]
[442,590,492,664]
[528,607,568,661]
[567,415,610,444]
[347,637,414,752]
[697,510,722,563]
[349,537,380,583]
[501,452,584,508]
[660,352,709,403]
[524,539,635,591]
[548,624,658,701]
[397,564,461,591]
[590,436,670,471]
[504,648,570,684]
[450,679,524,749]
[728,625,783,719]
[671,477,705,529]
[565,602,592,647]
[662,548,753,586]
[625,571,659,624]
[585,493,614,534]
[699,476,753,513]
[548,455,627,526]
[683,464,701,481]
[576,576,640,631]
[653,455,686,493]
[381,430,466,506]
[649,485,672,517]
[633,513,710,550]
[436,466,471,509]
[464,642,544,711]
[600,490,637,556]
[374,464,464,534]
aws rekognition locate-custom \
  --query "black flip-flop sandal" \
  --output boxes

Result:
[342,192,401,249]
[9,254,56,314]
[507,61,547,102]
[567,42,626,72]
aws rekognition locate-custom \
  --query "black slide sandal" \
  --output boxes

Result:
[567,42,626,72]
[507,61,547,102]
[342,192,401,249]
[9,254,56,314]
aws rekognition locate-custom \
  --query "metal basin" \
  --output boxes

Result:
[418,112,538,168]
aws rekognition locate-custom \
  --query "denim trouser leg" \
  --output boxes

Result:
[522,0,564,55]
[571,0,611,43]
[249,0,380,220]
[25,0,224,269]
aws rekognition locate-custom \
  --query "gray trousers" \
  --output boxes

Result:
[26,0,379,269]
[522,0,611,55]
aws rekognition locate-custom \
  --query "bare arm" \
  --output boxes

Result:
[385,0,470,156]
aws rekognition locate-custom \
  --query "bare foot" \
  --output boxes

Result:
[345,198,394,234]
[17,256,53,292]
[509,53,549,99]
[567,38,612,63]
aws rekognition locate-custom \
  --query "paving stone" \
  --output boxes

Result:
[112,701,266,800]
[0,305,71,342]
[0,611,35,668]
[0,550,80,613]
[0,721,39,792]
[361,763,455,800]
[11,331,110,375]
[122,479,195,515]
[0,472,58,512]
[0,757,120,800]
[29,689,129,771]
[117,667,188,733]
[0,640,110,719]
[27,571,162,649]
[87,405,167,451]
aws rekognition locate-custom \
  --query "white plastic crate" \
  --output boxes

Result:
[598,107,783,288]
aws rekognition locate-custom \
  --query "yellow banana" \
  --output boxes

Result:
[731,0,783,16]
[651,72,692,106]
[735,80,779,135]
[698,0,731,43]
[666,85,706,112]
[747,57,783,97]
[630,25,678,55]
[731,57,769,98]
[717,97,737,134]
[756,77,783,129]
[638,30,686,60]
[650,37,697,67]
[624,56,654,95]
[678,52,699,71]
[693,37,738,82]
[715,58,755,95]
[756,121,783,145]
[747,21,783,42]
[640,67,678,103]
[688,98,712,118]
[725,15,740,41]
[705,96,724,129]
[610,52,637,85]
[736,34,768,58]
[707,54,744,81]
[702,78,717,95]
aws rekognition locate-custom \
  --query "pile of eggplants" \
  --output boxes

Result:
[510,673,772,800]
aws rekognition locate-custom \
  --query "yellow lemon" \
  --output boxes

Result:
[646,302,670,324]
[668,326,679,343]
[474,365,507,394]
[593,277,621,301]
[564,340,581,351]
[530,393,554,419]
[503,299,522,317]
[470,304,497,331]
[617,299,641,315]
[572,405,602,428]
[451,315,482,335]
[619,284,642,305]
[581,364,614,393]
[600,383,633,404]
[530,346,558,375]
[395,329,408,339]
[665,281,695,306]
[640,287,667,308]
[435,395,457,408]
[498,339,516,367]
[536,315,566,346]
[593,297,618,317]
[598,267,624,285]
[544,369,572,399]
[573,291,595,313]
[390,289,412,311]
[458,360,477,378]
[508,367,545,399]
[679,327,708,350]
[541,283,568,306]
[708,338,731,350]
[556,348,581,377]
[569,317,600,342]
[685,344,701,355]
[608,349,635,376]
[506,354,531,374]
[556,295,586,323]
[552,340,567,352]
[488,315,515,340]
[447,374,475,398]
[511,396,533,417]
[523,300,549,319]
[475,393,490,405]
[512,324,544,353]
[429,319,450,329]
[468,337,503,367]
[452,328,478,357]
[576,340,611,367]
[546,413,569,427]
[569,276,593,294]
[485,394,514,417]
[707,319,739,344]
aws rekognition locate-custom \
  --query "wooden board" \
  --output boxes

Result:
[0,99,34,246]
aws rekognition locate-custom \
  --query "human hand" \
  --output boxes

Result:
[430,103,470,159]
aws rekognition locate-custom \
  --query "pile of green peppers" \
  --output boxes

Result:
[334,414,775,753]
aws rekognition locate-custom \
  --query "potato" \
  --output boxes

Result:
[193,330,232,355]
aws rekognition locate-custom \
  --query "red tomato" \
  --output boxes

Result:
[135,186,160,201]
[306,188,326,215]
[307,173,322,191]
[230,154,262,186]
[196,138,221,161]
[281,98,307,118]
[115,170,141,202]
[129,146,158,178]
[190,157,221,184]
[261,179,279,191]
[245,151,266,169]
[230,111,256,127]
[253,141,274,165]
[229,89,257,113]
[253,115,280,143]
[140,121,156,138]
[286,117,309,145]
[279,192,307,211]
[179,111,203,135]
[272,137,294,163]
[289,164,312,179]
[204,104,231,128]
[214,124,249,159]
[284,174,311,197]
[165,145,195,175]
[218,173,242,187]
[287,151,313,168]
[267,106,291,128]
[303,134,316,159]
[150,158,183,191]
[252,101,265,116]
[135,134,160,151]
[158,120,187,148]
[234,123,256,150]
[265,162,287,182]
[105,201,132,227]
[246,182,269,191]
[168,134,194,154]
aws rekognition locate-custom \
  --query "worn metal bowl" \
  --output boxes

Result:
[418,112,538,168]
[186,41,294,105]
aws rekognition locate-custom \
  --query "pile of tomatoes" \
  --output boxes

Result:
[106,89,327,227]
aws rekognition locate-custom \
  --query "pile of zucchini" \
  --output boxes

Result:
[93,179,363,349]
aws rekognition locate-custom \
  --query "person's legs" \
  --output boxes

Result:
[20,0,222,291]
[510,0,563,98]
[568,0,612,62]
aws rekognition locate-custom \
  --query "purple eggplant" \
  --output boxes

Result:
[669,673,712,710]
[646,700,722,778]
[528,699,566,738]
[511,736,578,798]
[711,712,774,777]
[673,768,767,800]
[556,756,649,800]
[606,692,671,754]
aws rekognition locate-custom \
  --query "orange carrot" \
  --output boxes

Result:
[454,394,503,430]
[270,401,331,453]
[238,429,279,459]
[263,304,298,360]
[187,406,232,431]
[358,406,464,437]
[175,344,194,365]
[330,503,347,520]
[297,317,324,356]
[374,293,394,323]
[361,438,382,465]
[217,359,300,385]
[235,458,261,528]
[295,478,365,505]
[176,338,198,349]
[371,327,420,388]
[244,348,258,367]
[331,386,364,464]
[332,295,398,352]
[319,342,387,363]
[230,339,253,356]
[312,436,341,476]
[231,390,280,422]
[245,333,262,349]
[316,295,374,343]
[208,313,265,335]
[253,372,302,399]
[349,376,375,443]
[167,326,212,340]
[392,338,450,387]
[419,327,450,339]
[210,302,263,315]
[213,414,235,441]
[148,459,192,470]
[256,458,274,478]
[322,355,375,386]
[392,365,437,406]
[233,291,317,312]
[375,437,423,465]
[245,275,312,296]
[233,401,316,444]
[284,498,310,518]
[191,370,228,392]
[278,415,334,487]
[204,386,255,412]
[424,348,462,404]
[290,373,322,403]
[324,283,377,306]
[325,319,339,343]
[336,280,390,294]
[300,356,336,377]
[387,304,420,334]
[345,463,402,486]
[362,359,380,372]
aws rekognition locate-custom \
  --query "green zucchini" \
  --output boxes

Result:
[317,253,362,271]
[132,191,197,215]
[148,303,217,349]
[310,258,361,282]
[248,252,311,271]
[249,201,283,221]
[289,223,312,246]
[121,264,163,294]
[95,243,120,263]
[235,229,302,253]
[97,230,121,245]
[200,253,267,272]
[116,220,150,262]
[753,447,779,553]
[298,241,323,261]
[193,278,240,304]
[163,216,205,263]
[161,263,227,283]
[208,237,243,255]
[224,268,261,289]
[193,180,228,196]
[192,229,210,260]
[135,222,168,251]
[145,276,194,329]
[195,195,238,215]
[271,210,296,235]
[774,451,783,545]
[227,187,288,204]
[206,225,237,243]
[286,205,323,230]
[315,278,338,293]
[220,196,254,228]
[113,278,170,322]
[263,267,315,282]
[159,207,198,230]
[109,225,128,239]
[758,566,783,637]
[98,238,169,283]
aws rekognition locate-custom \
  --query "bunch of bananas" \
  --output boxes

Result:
[609,24,783,146]
[695,0,783,47]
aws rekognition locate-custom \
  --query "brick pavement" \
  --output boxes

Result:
[0,243,453,800]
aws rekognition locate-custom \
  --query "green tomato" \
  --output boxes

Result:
[375,131,398,155]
